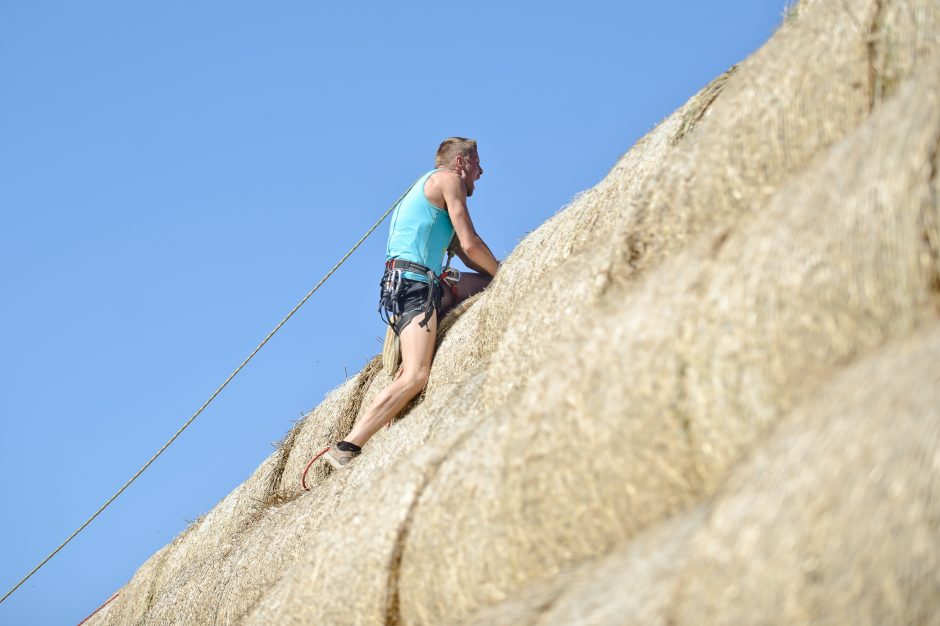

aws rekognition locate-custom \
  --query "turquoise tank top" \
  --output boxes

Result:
[385,169,455,282]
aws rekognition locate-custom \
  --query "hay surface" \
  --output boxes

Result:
[458,323,940,626]
[97,2,940,623]
[453,508,707,626]
[669,324,940,625]
[398,46,940,626]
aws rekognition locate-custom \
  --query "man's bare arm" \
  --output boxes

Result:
[441,176,500,277]
[448,236,492,275]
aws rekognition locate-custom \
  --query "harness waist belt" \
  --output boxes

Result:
[386,258,436,278]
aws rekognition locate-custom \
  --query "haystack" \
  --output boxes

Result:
[450,325,940,625]
[669,325,940,625]
[455,508,708,626]
[399,10,940,625]
[86,0,940,623]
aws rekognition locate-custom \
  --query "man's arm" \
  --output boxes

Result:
[441,176,500,277]
[448,236,493,275]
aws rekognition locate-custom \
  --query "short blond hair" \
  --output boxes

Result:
[435,137,477,168]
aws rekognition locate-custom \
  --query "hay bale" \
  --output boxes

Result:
[134,292,489,623]
[106,408,307,622]
[141,469,350,625]
[99,2,940,622]
[94,9,749,621]
[677,56,940,488]
[241,368,492,626]
[605,0,939,285]
[871,1,940,104]
[140,369,481,626]
[145,452,278,594]
[96,540,177,625]
[142,359,490,624]
[482,0,939,415]
[462,324,940,626]
[217,364,482,624]
[103,370,357,623]
[669,324,940,625]
[478,102,687,411]
[454,507,706,626]
[398,262,705,624]
[415,64,720,401]
[275,359,382,496]
[397,53,940,624]
[242,454,438,626]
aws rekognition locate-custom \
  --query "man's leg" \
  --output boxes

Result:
[441,272,491,316]
[344,310,438,447]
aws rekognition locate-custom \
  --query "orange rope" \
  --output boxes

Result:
[301,446,332,491]
[77,591,120,626]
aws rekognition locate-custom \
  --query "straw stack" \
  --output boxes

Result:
[399,8,940,625]
[455,508,709,626]
[85,0,940,623]
[449,325,940,625]
[669,325,940,625]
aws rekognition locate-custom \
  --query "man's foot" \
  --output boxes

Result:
[324,441,361,469]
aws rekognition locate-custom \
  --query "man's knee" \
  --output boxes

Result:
[400,365,431,395]
[457,272,491,301]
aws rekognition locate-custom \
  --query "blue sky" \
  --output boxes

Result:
[1,2,784,623]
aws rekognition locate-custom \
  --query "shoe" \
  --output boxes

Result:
[324,444,360,470]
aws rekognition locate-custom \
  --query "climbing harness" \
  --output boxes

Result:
[378,233,462,335]
[440,266,461,300]
[379,258,442,332]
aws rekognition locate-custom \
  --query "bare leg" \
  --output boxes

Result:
[345,310,438,447]
[441,272,492,316]
[348,272,491,447]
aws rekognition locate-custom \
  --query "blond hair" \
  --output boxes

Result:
[435,137,477,169]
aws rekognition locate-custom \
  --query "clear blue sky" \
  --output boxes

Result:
[1,2,783,623]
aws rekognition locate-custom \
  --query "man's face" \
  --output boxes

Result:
[460,149,483,196]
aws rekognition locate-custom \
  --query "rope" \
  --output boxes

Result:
[301,446,333,491]
[77,592,120,626]
[300,370,397,488]
[0,175,424,607]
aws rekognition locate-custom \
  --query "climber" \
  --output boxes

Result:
[324,137,501,468]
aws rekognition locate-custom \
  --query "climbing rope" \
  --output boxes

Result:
[0,175,424,607]
[76,592,120,626]
[300,406,395,488]
[301,446,333,491]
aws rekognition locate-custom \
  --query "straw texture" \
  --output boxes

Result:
[454,507,708,626]
[86,1,940,623]
[453,324,940,626]
[667,324,940,625]
[399,38,940,626]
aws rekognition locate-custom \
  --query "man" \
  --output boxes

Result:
[324,137,500,468]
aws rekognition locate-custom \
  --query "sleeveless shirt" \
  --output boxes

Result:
[385,169,455,282]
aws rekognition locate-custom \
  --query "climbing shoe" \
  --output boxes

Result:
[324,441,361,470]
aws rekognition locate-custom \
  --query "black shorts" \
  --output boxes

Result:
[378,271,444,335]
